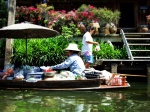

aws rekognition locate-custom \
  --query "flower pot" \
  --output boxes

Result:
[77,22,86,34]
[108,23,117,34]
[109,27,117,34]
[92,22,100,35]
[138,25,148,33]
[98,27,105,34]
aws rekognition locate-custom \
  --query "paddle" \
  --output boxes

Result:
[119,74,147,77]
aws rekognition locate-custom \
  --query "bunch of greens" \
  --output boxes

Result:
[93,42,128,59]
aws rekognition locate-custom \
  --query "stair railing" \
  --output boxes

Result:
[120,29,134,60]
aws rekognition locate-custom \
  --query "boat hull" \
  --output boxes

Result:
[0,78,101,89]
[0,79,130,90]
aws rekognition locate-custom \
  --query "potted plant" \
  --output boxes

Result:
[145,15,150,30]
[137,25,148,33]
[15,6,41,24]
[97,7,120,34]
[76,4,99,33]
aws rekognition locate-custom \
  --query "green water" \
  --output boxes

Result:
[0,81,149,112]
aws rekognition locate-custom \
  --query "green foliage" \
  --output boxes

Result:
[11,37,68,66]
[97,7,120,26]
[77,4,87,12]
[0,0,8,27]
[93,42,128,59]
[11,39,28,66]
[11,38,129,66]
[11,24,81,66]
[0,38,6,58]
[61,23,81,39]
[130,45,150,56]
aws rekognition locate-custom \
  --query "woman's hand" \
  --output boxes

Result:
[4,72,9,76]
[95,42,99,45]
[2,72,9,80]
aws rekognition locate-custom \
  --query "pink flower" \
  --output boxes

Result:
[89,5,95,9]
[28,6,35,11]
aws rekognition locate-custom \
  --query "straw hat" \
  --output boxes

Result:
[64,43,81,51]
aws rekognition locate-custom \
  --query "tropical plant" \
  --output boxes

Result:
[112,10,121,25]
[11,23,81,66]
[11,37,67,66]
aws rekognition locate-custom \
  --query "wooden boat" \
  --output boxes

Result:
[0,78,130,90]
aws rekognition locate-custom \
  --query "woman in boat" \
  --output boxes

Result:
[48,43,85,76]
[81,26,99,69]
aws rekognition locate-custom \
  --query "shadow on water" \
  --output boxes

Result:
[0,74,150,112]
[0,80,150,112]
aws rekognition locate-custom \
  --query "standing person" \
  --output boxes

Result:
[81,26,99,69]
[48,43,85,76]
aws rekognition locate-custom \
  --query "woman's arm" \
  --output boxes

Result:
[86,41,98,45]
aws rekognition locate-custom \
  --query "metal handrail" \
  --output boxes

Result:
[120,29,134,60]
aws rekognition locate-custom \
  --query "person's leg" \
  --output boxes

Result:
[83,52,94,69]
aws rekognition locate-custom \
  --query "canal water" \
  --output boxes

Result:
[0,77,149,112]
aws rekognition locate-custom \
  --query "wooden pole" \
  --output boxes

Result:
[147,64,150,83]
[120,74,147,77]
[4,0,16,69]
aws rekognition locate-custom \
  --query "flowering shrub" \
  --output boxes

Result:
[15,3,120,34]
[64,10,78,22]
[45,10,66,29]
[16,3,54,25]
[16,6,41,24]
[76,4,98,25]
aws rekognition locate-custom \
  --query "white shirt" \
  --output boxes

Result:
[81,32,93,55]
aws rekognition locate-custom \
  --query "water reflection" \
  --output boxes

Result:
[147,84,150,97]
[0,82,150,112]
